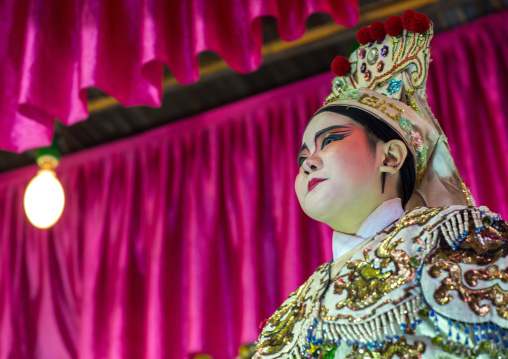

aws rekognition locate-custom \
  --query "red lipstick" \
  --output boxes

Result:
[308,178,326,192]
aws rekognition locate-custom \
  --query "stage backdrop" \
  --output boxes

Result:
[0,10,507,359]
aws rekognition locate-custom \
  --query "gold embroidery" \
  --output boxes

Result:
[344,336,426,359]
[256,264,332,355]
[464,264,508,287]
[428,261,508,318]
[321,285,418,322]
[256,281,310,354]
[357,94,404,121]
[332,208,443,313]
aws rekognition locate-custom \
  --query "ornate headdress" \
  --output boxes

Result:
[321,10,473,210]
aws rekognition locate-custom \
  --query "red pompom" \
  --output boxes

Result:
[369,21,386,41]
[385,16,403,36]
[356,26,373,45]
[410,13,430,33]
[331,56,351,77]
[401,9,416,30]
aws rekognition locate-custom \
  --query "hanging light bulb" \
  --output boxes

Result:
[24,142,65,229]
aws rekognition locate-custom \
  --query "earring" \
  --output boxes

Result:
[382,162,387,193]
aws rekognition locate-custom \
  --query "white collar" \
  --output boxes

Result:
[332,198,405,260]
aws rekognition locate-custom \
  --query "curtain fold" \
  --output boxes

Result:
[0,10,507,359]
[0,0,359,152]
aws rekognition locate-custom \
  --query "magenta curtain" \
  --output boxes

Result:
[1,10,508,359]
[426,10,508,218]
[0,0,359,152]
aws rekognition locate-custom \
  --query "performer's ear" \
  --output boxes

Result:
[379,140,407,175]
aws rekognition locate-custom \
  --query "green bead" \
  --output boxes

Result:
[418,308,429,319]
[432,336,443,346]
[323,347,337,359]
[410,257,419,268]
[479,341,491,352]
[490,349,501,359]
[443,344,454,353]
[482,215,494,227]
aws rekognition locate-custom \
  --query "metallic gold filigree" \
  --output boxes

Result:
[256,264,332,355]
[464,264,508,287]
[255,281,310,354]
[332,208,442,312]
[428,261,508,318]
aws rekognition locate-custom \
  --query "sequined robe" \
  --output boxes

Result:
[254,205,508,359]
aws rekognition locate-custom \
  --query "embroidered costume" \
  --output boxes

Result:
[254,10,508,359]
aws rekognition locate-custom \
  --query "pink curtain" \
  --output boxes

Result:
[426,10,508,218]
[1,10,507,359]
[0,0,359,152]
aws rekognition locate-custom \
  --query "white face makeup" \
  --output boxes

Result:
[294,111,385,233]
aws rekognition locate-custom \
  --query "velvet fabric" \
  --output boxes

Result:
[0,0,359,152]
[0,10,508,359]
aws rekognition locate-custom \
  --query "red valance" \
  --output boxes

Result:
[0,0,359,152]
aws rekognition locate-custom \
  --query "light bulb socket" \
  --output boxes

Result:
[36,137,61,170]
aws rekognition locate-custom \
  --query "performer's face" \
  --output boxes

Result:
[295,112,384,233]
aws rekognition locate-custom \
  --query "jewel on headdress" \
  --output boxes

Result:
[331,56,351,77]
[357,26,373,45]
[364,70,371,81]
[369,21,386,41]
[381,46,388,57]
[367,48,379,65]
[385,16,403,36]
[360,63,366,73]
[387,78,402,94]
[359,49,366,59]
[376,61,384,72]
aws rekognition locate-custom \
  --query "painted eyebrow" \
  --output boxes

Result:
[299,125,353,154]
[298,143,308,154]
[314,125,352,139]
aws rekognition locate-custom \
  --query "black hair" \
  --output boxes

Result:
[312,106,416,207]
